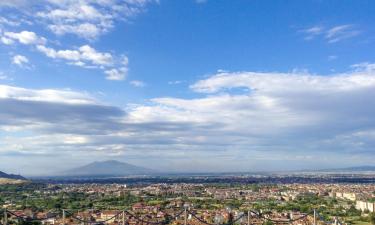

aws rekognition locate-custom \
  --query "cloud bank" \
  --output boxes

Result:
[1,65,375,174]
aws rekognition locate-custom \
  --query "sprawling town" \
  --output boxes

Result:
[1,177,375,225]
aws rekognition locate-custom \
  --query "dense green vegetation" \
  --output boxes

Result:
[0,183,140,210]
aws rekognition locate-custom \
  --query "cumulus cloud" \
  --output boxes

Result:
[36,44,113,66]
[12,54,29,67]
[0,1,154,81]
[2,65,375,173]
[79,45,113,66]
[36,44,128,80]
[105,67,128,80]
[2,30,46,45]
[0,36,14,45]
[0,29,125,79]
[127,67,375,159]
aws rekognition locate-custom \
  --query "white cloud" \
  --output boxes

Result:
[300,26,324,40]
[12,55,29,66]
[36,44,127,80]
[191,70,375,94]
[79,45,113,66]
[63,135,88,144]
[328,55,337,61]
[0,85,96,104]
[0,17,21,26]
[33,0,156,39]
[1,36,14,45]
[105,67,128,80]
[351,62,375,72]
[36,2,111,39]
[0,72,8,80]
[301,24,360,43]
[130,80,146,87]
[126,68,375,158]
[326,24,360,43]
[121,55,129,66]
[168,80,184,85]
[1,65,375,173]
[49,23,102,40]
[37,45,113,66]
[0,1,151,81]
[36,45,81,61]
[2,30,46,45]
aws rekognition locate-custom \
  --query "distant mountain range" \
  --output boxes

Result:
[319,166,375,172]
[0,171,26,180]
[62,160,154,177]
[292,166,375,173]
[61,162,375,177]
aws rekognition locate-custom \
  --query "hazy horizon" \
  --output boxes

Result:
[10,159,375,177]
[0,0,375,175]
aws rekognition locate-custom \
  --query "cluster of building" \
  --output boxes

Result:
[2,182,375,225]
[3,204,313,225]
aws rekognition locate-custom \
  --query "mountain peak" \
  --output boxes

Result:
[63,160,153,177]
[0,171,26,180]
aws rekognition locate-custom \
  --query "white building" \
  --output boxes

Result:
[356,201,375,212]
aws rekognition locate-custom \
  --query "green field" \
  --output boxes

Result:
[352,221,371,225]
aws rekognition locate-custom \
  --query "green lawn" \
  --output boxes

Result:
[352,221,371,225]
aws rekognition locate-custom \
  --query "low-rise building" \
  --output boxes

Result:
[356,200,375,212]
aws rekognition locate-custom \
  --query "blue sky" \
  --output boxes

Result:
[0,0,375,175]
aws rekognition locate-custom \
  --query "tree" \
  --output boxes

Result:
[263,220,274,225]
[369,213,375,225]
[227,213,234,224]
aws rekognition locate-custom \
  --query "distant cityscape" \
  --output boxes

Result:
[1,165,375,225]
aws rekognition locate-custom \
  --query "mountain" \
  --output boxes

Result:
[0,171,26,180]
[63,160,154,177]
[323,166,375,172]
[293,166,375,173]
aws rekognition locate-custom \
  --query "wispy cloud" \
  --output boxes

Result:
[301,26,324,40]
[168,80,185,85]
[300,24,361,43]
[130,80,146,87]
[328,55,338,61]
[0,72,8,80]
[325,24,361,43]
